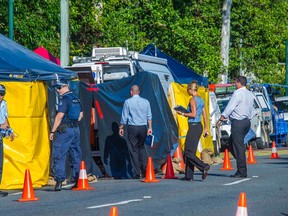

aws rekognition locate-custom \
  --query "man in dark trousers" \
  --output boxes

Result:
[216,76,254,178]
[49,79,83,191]
[119,85,152,179]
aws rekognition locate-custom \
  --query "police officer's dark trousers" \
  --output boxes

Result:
[184,123,207,179]
[230,119,250,176]
[53,127,82,183]
[127,125,147,177]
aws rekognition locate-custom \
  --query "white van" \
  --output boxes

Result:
[216,91,272,149]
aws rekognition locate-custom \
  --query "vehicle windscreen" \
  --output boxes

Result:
[275,100,288,112]
[217,99,229,113]
[102,65,131,81]
[256,95,269,109]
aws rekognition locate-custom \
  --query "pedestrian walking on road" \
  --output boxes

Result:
[216,76,254,178]
[176,80,210,181]
[119,85,152,179]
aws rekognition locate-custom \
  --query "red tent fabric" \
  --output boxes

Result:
[34,46,61,65]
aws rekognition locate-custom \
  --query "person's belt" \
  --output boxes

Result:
[62,122,79,127]
[188,122,201,125]
[231,118,248,121]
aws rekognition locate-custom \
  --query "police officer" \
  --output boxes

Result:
[49,79,83,191]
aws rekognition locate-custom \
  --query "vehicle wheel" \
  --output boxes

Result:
[256,137,265,149]
[248,140,257,150]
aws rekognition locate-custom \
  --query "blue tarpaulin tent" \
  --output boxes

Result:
[90,72,178,178]
[141,44,208,87]
[0,33,77,81]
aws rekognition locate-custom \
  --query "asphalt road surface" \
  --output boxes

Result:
[0,149,287,216]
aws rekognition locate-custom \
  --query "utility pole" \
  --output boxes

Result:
[285,40,288,95]
[8,0,14,40]
[220,0,232,84]
[60,0,70,67]
[239,38,243,76]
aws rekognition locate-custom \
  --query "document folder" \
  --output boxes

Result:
[145,134,154,147]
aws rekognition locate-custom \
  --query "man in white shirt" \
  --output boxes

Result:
[216,76,254,178]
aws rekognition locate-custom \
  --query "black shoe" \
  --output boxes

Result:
[134,175,141,179]
[180,177,193,181]
[54,182,62,191]
[230,174,247,178]
[71,183,78,189]
[202,165,210,180]
[0,191,8,197]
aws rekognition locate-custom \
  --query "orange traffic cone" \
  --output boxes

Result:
[173,145,185,170]
[220,149,234,170]
[164,154,178,179]
[72,161,94,190]
[161,163,167,174]
[109,206,118,216]
[270,141,280,159]
[235,192,248,216]
[247,145,257,164]
[18,169,39,202]
[141,157,160,183]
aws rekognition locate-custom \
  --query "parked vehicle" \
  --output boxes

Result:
[250,84,288,146]
[209,92,222,156]
[208,84,233,152]
[209,83,271,150]
[66,47,176,157]
[249,91,273,149]
[67,47,174,97]
[216,96,232,149]
[274,96,288,122]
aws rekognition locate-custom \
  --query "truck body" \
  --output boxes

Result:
[250,84,288,146]
[66,47,174,96]
[65,47,176,157]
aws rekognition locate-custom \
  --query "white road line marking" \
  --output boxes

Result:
[143,196,151,199]
[223,178,252,185]
[86,199,143,209]
[8,192,22,196]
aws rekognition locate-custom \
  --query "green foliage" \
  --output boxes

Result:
[0,0,288,85]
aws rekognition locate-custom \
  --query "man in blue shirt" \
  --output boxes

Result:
[216,76,254,178]
[119,85,152,179]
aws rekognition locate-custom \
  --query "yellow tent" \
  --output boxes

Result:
[0,82,50,189]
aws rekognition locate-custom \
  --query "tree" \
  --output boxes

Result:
[1,0,288,84]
